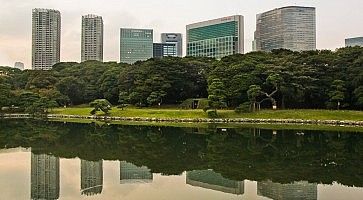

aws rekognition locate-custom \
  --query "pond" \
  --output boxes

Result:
[0,119,362,199]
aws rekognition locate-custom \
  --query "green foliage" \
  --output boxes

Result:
[2,47,363,111]
[25,97,58,115]
[89,99,112,115]
[235,102,251,114]
[206,110,218,118]
[208,78,227,110]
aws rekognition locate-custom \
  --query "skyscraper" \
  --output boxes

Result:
[345,37,363,47]
[120,28,153,64]
[31,153,60,200]
[254,6,316,52]
[186,15,244,59]
[161,33,183,57]
[81,14,103,62]
[81,160,103,196]
[153,43,177,58]
[32,8,61,70]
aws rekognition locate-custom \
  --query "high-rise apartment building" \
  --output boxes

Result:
[161,33,183,57]
[254,6,316,52]
[32,8,61,70]
[153,43,177,58]
[120,28,153,64]
[81,14,103,62]
[345,37,363,47]
[186,15,244,59]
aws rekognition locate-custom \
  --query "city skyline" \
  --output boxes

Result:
[0,0,363,68]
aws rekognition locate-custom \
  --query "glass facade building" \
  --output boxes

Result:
[161,33,183,57]
[81,14,103,62]
[120,28,153,64]
[186,15,244,59]
[254,6,316,52]
[153,43,177,58]
[345,37,363,47]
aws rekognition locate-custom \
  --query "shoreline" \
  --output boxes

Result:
[2,113,363,127]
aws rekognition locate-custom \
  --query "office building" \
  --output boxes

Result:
[120,161,153,184]
[81,160,103,196]
[257,180,317,200]
[31,153,60,200]
[345,37,363,47]
[186,170,244,195]
[186,15,244,59]
[161,33,183,57]
[81,14,103,62]
[32,8,61,70]
[14,62,25,70]
[120,28,153,64]
[254,6,316,52]
[153,43,177,58]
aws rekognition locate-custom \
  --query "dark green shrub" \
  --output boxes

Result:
[235,102,251,114]
[207,110,218,118]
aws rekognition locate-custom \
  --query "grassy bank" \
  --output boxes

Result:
[51,107,363,121]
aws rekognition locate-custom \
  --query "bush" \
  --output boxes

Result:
[197,99,210,110]
[235,102,251,114]
[206,110,218,118]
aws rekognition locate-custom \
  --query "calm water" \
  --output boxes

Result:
[0,120,363,200]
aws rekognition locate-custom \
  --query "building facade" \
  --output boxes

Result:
[81,160,103,196]
[14,62,25,70]
[161,33,183,57]
[81,14,103,62]
[257,180,317,200]
[120,28,153,64]
[32,8,61,70]
[186,15,244,59]
[153,43,177,58]
[254,6,316,52]
[31,153,60,200]
[120,161,153,184]
[345,37,363,47]
[186,170,244,195]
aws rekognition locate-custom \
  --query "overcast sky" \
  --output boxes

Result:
[0,0,362,68]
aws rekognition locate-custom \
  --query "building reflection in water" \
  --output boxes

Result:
[120,161,153,184]
[81,160,103,196]
[257,180,317,200]
[186,170,244,195]
[31,153,60,200]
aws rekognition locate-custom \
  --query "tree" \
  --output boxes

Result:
[118,92,129,110]
[262,73,282,109]
[327,80,347,110]
[247,85,262,112]
[56,77,85,105]
[90,99,112,115]
[0,82,11,109]
[26,97,58,115]
[208,78,227,111]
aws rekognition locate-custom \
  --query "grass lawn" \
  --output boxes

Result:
[51,107,363,121]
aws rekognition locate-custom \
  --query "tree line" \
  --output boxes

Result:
[0,46,363,113]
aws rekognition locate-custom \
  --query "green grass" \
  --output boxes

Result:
[51,107,363,121]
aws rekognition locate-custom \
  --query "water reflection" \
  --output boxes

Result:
[257,181,317,200]
[31,153,59,200]
[80,160,103,196]
[186,170,244,195]
[120,161,153,184]
[0,119,362,199]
